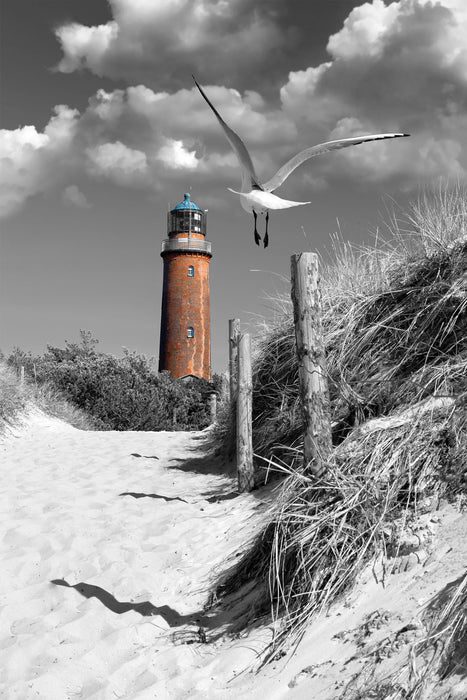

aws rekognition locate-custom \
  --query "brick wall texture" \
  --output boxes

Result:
[158,249,211,380]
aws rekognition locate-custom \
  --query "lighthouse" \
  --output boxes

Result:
[158,193,212,381]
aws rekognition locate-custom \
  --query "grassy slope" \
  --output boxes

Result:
[216,187,466,469]
[0,362,94,434]
[211,188,467,693]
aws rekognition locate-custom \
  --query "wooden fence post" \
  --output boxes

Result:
[229,318,241,405]
[209,393,217,424]
[220,372,229,402]
[291,253,332,478]
[237,333,255,492]
[20,366,25,384]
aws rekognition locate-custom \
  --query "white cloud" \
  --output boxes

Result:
[54,0,284,89]
[0,106,79,217]
[55,22,119,75]
[86,141,148,184]
[327,0,400,60]
[157,139,199,170]
[0,125,47,216]
[62,185,91,208]
[280,0,467,184]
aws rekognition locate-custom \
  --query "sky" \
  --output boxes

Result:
[1,0,466,375]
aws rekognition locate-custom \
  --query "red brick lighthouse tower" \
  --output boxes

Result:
[158,193,212,380]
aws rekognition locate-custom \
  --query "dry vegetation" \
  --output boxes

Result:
[5,335,215,432]
[341,570,467,699]
[0,361,94,434]
[217,186,466,465]
[211,187,467,691]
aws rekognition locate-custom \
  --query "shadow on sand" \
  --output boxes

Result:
[50,578,261,642]
[51,578,208,625]
[203,492,240,503]
[119,492,188,503]
[168,451,236,478]
[131,453,159,460]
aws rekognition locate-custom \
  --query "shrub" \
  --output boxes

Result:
[7,332,212,431]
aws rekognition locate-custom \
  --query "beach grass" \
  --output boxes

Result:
[211,186,467,674]
[0,360,94,433]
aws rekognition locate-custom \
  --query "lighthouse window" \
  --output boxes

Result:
[187,265,194,277]
[187,327,194,338]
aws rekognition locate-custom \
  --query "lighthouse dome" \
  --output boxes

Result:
[172,193,201,211]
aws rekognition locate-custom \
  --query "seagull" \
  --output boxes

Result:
[193,76,409,248]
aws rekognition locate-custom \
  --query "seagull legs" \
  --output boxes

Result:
[253,211,261,246]
[264,212,269,249]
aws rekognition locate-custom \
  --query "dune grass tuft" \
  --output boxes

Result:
[0,363,28,430]
[0,361,94,433]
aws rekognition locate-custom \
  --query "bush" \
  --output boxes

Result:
[7,332,213,431]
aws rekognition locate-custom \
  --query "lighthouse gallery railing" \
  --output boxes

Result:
[161,238,212,254]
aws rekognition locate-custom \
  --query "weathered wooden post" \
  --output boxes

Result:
[20,366,25,385]
[229,318,241,404]
[237,332,255,491]
[291,253,332,478]
[220,371,229,402]
[209,393,217,424]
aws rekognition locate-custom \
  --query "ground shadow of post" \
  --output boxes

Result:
[50,577,263,642]
[119,491,188,503]
[51,578,214,628]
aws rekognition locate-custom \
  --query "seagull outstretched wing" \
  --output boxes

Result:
[193,76,262,192]
[261,134,410,193]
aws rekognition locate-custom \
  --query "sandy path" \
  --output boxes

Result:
[0,412,268,699]
[2,412,466,699]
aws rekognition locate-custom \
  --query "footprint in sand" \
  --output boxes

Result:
[0,636,16,650]
[10,617,44,635]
